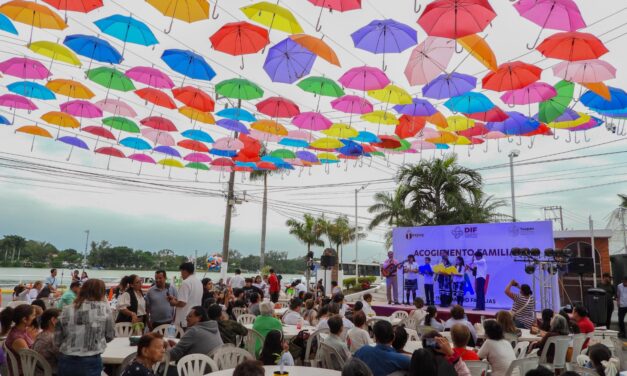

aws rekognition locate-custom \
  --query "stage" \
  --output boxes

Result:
[369,303,503,324]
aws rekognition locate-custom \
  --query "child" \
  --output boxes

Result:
[421,257,435,306]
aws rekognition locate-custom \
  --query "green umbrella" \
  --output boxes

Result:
[215,78,264,100]
[538,80,574,123]
[186,162,209,170]
[102,116,140,133]
[87,67,135,96]
[270,148,296,159]
[370,151,385,157]
[297,76,344,97]
[393,138,411,151]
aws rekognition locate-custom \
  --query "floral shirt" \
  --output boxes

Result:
[121,360,155,376]
[54,301,115,356]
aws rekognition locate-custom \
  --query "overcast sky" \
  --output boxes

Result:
[0,0,625,263]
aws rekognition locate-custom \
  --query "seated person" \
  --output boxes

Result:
[323,314,351,363]
[409,298,426,325]
[392,325,410,355]
[529,314,570,363]
[411,330,471,376]
[317,303,354,335]
[444,305,477,345]
[347,311,372,353]
[360,293,375,317]
[248,292,261,316]
[207,304,247,346]
[122,333,165,376]
[167,306,223,362]
[477,320,516,376]
[259,330,294,366]
[282,298,306,325]
[451,323,479,361]
[252,301,283,354]
[421,305,444,332]
[234,360,265,376]
[572,305,595,334]
[354,321,410,375]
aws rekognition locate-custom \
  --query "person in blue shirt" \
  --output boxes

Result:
[354,320,410,376]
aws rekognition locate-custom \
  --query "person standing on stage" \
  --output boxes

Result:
[468,251,487,311]
[437,252,452,307]
[421,257,435,306]
[452,256,466,306]
[381,251,400,305]
[403,255,419,305]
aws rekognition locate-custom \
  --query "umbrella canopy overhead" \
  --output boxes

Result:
[418,0,496,39]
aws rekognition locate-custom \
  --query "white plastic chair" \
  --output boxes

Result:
[152,324,184,339]
[211,346,254,370]
[176,354,218,376]
[116,353,137,376]
[513,341,530,359]
[465,360,490,376]
[242,328,264,358]
[19,348,53,376]
[610,336,627,371]
[504,356,539,376]
[571,333,589,360]
[405,328,419,342]
[318,342,346,371]
[7,301,29,309]
[504,332,518,347]
[304,328,330,367]
[236,313,257,325]
[391,310,409,321]
[539,335,571,371]
[232,307,248,318]
[402,317,418,331]
[153,351,170,376]
[114,322,134,337]
[3,341,18,376]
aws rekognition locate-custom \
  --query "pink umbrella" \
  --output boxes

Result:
[0,57,51,79]
[411,140,437,151]
[514,0,586,49]
[211,157,234,172]
[482,130,507,152]
[128,153,156,175]
[141,127,175,146]
[552,59,616,83]
[338,66,390,91]
[96,99,138,117]
[500,82,557,105]
[184,153,212,163]
[331,95,373,114]
[61,100,103,119]
[291,111,332,131]
[249,129,282,142]
[125,66,175,89]
[0,94,37,110]
[287,129,316,142]
[415,127,441,139]
[214,137,245,150]
[404,37,454,86]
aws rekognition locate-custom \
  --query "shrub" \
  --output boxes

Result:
[343,277,356,290]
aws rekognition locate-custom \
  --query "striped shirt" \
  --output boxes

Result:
[511,293,535,329]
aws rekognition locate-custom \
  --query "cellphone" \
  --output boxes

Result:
[425,338,440,349]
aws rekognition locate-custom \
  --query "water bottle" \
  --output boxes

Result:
[166,324,176,339]
[296,317,303,330]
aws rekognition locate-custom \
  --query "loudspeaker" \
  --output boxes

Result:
[611,254,627,284]
[585,288,608,326]
[320,255,336,268]
[568,257,594,274]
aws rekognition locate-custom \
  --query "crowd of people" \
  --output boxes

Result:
[0,266,622,376]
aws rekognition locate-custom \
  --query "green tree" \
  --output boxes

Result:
[324,215,366,265]
[285,214,325,255]
[456,192,506,223]
[249,152,277,270]
[619,194,627,208]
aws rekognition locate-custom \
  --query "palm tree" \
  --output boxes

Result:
[249,166,277,269]
[285,214,325,256]
[397,154,483,225]
[367,186,415,249]
[325,215,366,265]
[619,194,627,208]
[456,192,506,223]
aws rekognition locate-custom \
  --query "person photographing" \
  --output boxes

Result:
[505,279,535,329]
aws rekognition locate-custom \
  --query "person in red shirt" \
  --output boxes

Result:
[268,269,280,303]
[573,305,595,334]
[450,323,480,361]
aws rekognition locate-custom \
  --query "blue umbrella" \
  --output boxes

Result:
[236,161,257,169]
[263,38,316,84]
[394,98,437,116]
[351,131,380,143]
[58,136,89,160]
[154,145,181,158]
[296,150,318,163]
[422,73,477,99]
[338,139,364,157]
[216,119,249,134]
[210,149,237,157]
[120,136,152,151]
[7,81,56,100]
[161,49,216,84]
[262,156,284,164]
[95,15,158,56]
[216,108,256,122]
[351,19,417,70]
[444,92,494,114]
[63,34,123,69]
[279,138,309,148]
[581,87,627,112]
[0,13,18,35]
[435,144,450,149]
[0,114,11,125]
[487,111,540,135]
[181,129,215,143]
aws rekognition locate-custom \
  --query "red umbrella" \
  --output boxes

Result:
[135,88,177,110]
[257,161,278,170]
[95,146,125,169]
[140,116,178,132]
[256,96,300,118]
[209,21,269,69]
[43,0,103,13]
[172,86,215,112]
[482,62,542,92]
[536,32,608,61]
[464,106,509,122]
[372,135,401,149]
[83,125,115,139]
[395,115,426,138]
[307,0,362,31]
[418,0,496,50]
[457,123,488,137]
[236,133,262,161]
[178,139,209,153]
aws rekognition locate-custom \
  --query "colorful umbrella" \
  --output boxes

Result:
[351,19,417,70]
[240,2,303,36]
[500,82,557,105]
[182,129,215,144]
[292,111,331,131]
[213,137,244,151]
[184,153,212,163]
[444,115,475,131]
[41,111,79,136]
[178,107,215,124]
[514,0,586,49]
[102,116,140,133]
[125,66,175,89]
[120,136,153,151]
[298,76,344,110]
[444,92,494,113]
[216,108,257,122]
[256,97,300,118]
[146,0,209,33]
[215,78,264,100]
[60,100,103,119]
[552,59,616,83]
[418,0,496,41]
[463,106,509,122]
[482,62,542,92]
[135,88,177,112]
[161,49,216,84]
[367,84,412,105]
[457,34,497,71]
[87,67,136,95]
[361,111,398,125]
[140,116,177,132]
[46,79,94,99]
[322,123,359,138]
[0,13,18,35]
[95,99,137,117]
[15,124,52,151]
[393,98,437,116]
[95,146,126,169]
[331,96,373,124]
[422,72,476,99]
[538,80,574,123]
[310,137,343,149]
[486,111,540,135]
[154,145,182,158]
[0,115,11,125]
[581,87,627,112]
[28,40,81,68]
[82,126,116,146]
[42,0,103,14]
[94,14,158,55]
[172,86,215,112]
[395,115,426,138]
[216,119,249,134]
[250,120,288,136]
[210,21,269,69]
[179,139,210,153]
[7,81,55,100]
[0,0,67,43]
[0,94,37,111]
[263,38,316,84]
[0,57,50,79]
[290,34,340,67]
[404,36,454,86]
[63,34,123,68]
[537,31,607,61]
[338,66,389,91]
[129,153,157,174]
[307,0,361,31]
[581,82,611,101]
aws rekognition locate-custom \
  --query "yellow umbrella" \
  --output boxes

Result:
[157,159,184,168]
[0,0,67,43]
[29,40,81,67]
[361,111,399,125]
[241,2,303,35]
[178,106,215,124]
[310,137,343,150]
[317,152,339,161]
[367,84,412,105]
[443,115,475,131]
[322,123,358,138]
[46,79,94,99]
[548,113,591,129]
[450,135,471,145]
[146,0,210,33]
[457,34,497,72]
[425,131,458,144]
[250,119,288,136]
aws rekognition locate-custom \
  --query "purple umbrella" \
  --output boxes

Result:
[351,19,418,70]
[263,38,316,84]
[394,98,437,116]
[216,118,250,134]
[153,145,181,158]
[296,150,319,163]
[487,111,540,135]
[534,108,579,123]
[58,136,89,160]
[422,73,477,99]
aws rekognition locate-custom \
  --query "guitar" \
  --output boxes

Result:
[381,260,406,277]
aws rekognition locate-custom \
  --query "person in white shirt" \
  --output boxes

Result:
[403,255,420,305]
[421,257,435,305]
[317,303,353,338]
[444,305,477,345]
[477,319,516,376]
[168,262,203,328]
[360,293,375,317]
[27,281,43,302]
[323,315,352,367]
[282,298,307,325]
[229,269,245,290]
[294,280,307,295]
[617,276,627,337]
[347,311,372,352]
[409,298,427,326]
[467,251,487,311]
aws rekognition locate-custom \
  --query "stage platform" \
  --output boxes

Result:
[369,303,501,324]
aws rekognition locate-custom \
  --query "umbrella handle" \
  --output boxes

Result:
[212,0,220,19]
[497,139,502,153]
[584,131,590,142]
[526,27,544,50]
[484,140,489,152]
[516,136,522,146]
[240,56,245,70]
[414,0,422,13]
[553,130,559,140]
[455,40,464,54]
[164,16,174,34]
[565,131,572,143]
[574,132,580,144]
[507,136,514,143]
[528,136,535,149]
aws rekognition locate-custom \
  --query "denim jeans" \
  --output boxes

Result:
[475,277,486,310]
[58,354,103,376]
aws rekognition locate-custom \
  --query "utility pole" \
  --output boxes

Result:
[83,230,90,269]
[354,184,368,279]
[589,216,597,288]
[542,206,564,230]
[621,208,627,253]
[508,150,520,222]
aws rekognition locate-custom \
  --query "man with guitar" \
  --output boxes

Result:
[466,251,487,311]
[381,251,400,305]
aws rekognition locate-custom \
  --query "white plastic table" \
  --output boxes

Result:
[205,365,341,376]
[244,323,316,339]
[369,315,402,326]
[102,337,178,364]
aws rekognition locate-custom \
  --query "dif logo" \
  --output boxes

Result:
[452,226,478,239]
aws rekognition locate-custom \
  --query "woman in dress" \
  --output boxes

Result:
[438,252,453,307]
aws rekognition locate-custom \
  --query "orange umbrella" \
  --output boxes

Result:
[582,82,610,100]
[134,88,177,112]
[289,34,340,67]
[426,130,458,144]
[0,0,67,43]
[16,125,52,151]
[457,34,497,72]
[41,110,79,137]
[172,86,215,112]
[46,79,94,99]
[178,106,215,124]
[426,111,447,128]
[250,119,288,135]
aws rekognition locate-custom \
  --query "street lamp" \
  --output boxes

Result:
[355,184,368,279]
[83,230,90,269]
[508,150,520,222]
